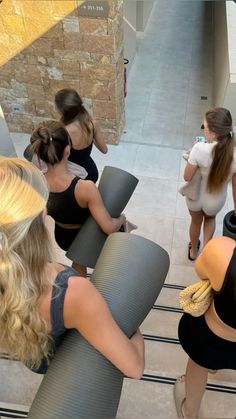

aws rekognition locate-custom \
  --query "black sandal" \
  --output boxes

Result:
[188,240,200,261]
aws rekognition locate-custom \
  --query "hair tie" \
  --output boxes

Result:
[49,137,53,143]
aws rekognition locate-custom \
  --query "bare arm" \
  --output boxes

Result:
[75,180,125,234]
[184,162,198,182]
[63,276,145,379]
[232,173,236,214]
[195,236,236,291]
[92,120,108,154]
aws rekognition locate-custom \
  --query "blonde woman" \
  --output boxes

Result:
[55,89,108,183]
[0,157,144,375]
[184,107,236,260]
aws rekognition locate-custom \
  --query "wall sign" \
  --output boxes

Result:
[78,1,109,18]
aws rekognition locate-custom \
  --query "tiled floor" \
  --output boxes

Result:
[1,1,236,418]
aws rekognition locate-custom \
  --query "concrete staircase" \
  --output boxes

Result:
[1,283,236,418]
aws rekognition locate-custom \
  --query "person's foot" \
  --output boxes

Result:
[174,375,199,418]
[188,240,200,261]
[174,375,186,418]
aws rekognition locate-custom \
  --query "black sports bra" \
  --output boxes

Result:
[47,177,90,225]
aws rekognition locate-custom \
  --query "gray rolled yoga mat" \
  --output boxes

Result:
[66,166,139,269]
[223,210,236,240]
[28,232,170,419]
[23,144,34,162]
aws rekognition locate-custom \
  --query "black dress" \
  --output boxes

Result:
[178,248,236,370]
[69,143,98,183]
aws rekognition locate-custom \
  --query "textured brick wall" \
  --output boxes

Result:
[0,0,125,143]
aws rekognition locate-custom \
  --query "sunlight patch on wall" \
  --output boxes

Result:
[0,0,84,66]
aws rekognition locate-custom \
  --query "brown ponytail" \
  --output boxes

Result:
[30,120,70,166]
[55,89,92,139]
[206,108,235,193]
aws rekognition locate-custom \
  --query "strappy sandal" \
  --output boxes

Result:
[173,375,186,418]
[188,240,200,261]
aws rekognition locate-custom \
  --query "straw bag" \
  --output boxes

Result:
[179,279,213,317]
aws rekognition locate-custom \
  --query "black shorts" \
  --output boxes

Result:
[54,224,80,252]
[178,313,236,370]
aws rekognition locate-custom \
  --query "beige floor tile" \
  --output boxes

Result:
[125,210,175,249]
[144,340,187,376]
[118,378,177,419]
[118,377,236,419]
[0,359,42,405]
[155,287,180,307]
[166,264,199,287]
[126,177,178,218]
[140,310,181,339]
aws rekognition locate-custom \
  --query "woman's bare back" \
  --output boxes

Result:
[66,120,93,150]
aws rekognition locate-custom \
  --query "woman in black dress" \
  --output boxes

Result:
[174,236,236,417]
[55,89,108,183]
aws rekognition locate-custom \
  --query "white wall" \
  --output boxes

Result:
[213,1,229,107]
[124,1,137,75]
[213,1,236,123]
[136,0,154,31]
[0,105,17,156]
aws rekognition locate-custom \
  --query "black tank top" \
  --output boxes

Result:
[47,177,90,224]
[214,247,236,328]
[30,267,79,374]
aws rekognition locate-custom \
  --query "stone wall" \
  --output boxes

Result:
[0,0,125,143]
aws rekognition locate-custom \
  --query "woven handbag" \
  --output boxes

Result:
[179,279,213,317]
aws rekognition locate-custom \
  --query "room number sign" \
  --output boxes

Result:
[78,1,109,18]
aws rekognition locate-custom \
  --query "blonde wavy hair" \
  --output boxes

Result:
[0,157,53,368]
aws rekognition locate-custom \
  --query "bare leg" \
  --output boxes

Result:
[183,358,208,418]
[202,213,216,247]
[189,210,203,259]
[72,261,87,277]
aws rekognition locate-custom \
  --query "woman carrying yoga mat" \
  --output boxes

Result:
[30,120,126,277]
[0,156,144,377]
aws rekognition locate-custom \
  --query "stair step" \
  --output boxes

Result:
[155,284,183,307]
[141,307,182,338]
[0,402,28,418]
[1,372,235,419]
[0,359,42,406]
[117,373,236,419]
[143,337,236,384]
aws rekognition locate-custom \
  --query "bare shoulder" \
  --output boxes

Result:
[202,236,236,257]
[197,236,236,291]
[63,275,102,328]
[75,179,95,195]
[66,275,94,300]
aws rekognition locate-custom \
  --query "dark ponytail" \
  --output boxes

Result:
[30,120,70,165]
[206,108,235,193]
[55,89,92,137]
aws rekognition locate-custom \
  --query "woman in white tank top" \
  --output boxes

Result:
[183,107,236,260]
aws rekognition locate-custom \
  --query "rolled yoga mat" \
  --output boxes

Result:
[223,210,236,240]
[66,166,139,268]
[23,144,34,162]
[28,232,170,419]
